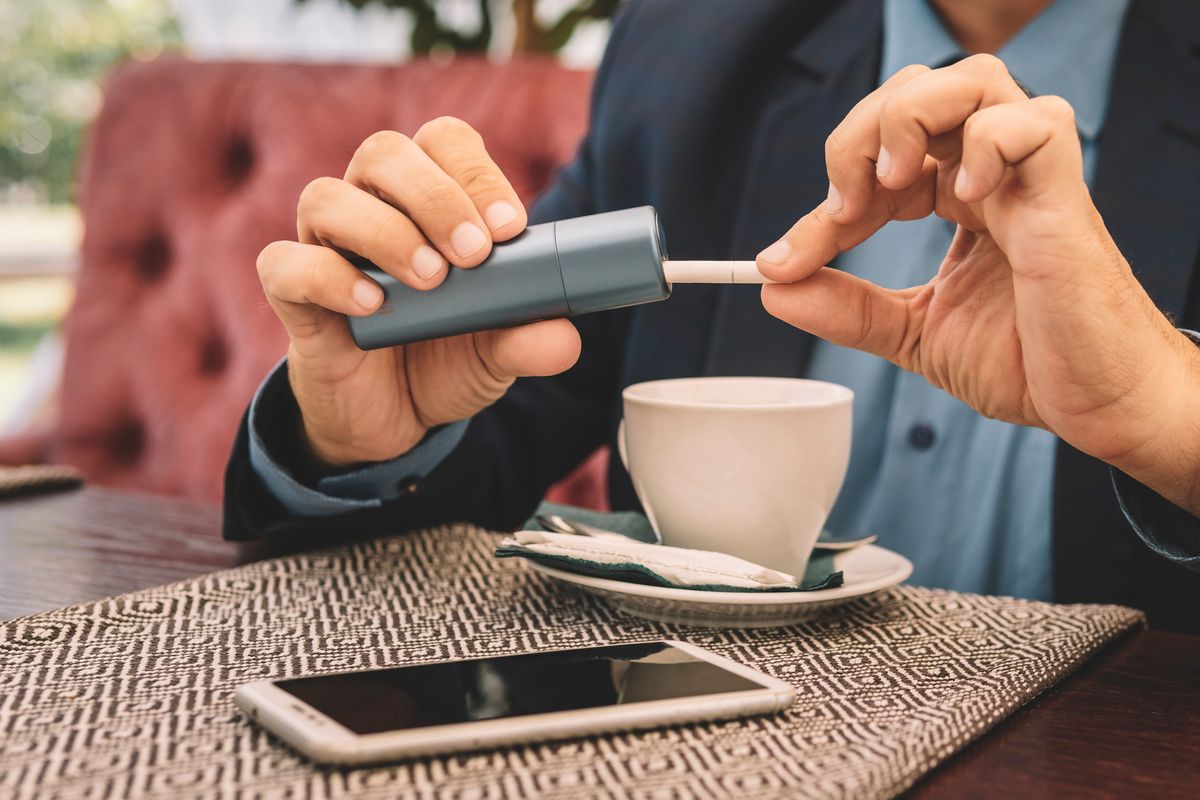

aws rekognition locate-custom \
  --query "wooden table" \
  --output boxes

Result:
[2,486,1199,798]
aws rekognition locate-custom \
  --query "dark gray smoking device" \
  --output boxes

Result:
[348,206,670,350]
[346,205,775,349]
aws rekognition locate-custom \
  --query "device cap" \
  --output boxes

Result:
[554,206,670,315]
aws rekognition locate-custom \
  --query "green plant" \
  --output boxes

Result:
[0,1,181,205]
[302,0,620,55]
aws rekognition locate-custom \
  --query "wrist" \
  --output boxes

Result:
[285,349,430,468]
[300,418,429,470]
[1165,331,1200,513]
[1110,329,1200,515]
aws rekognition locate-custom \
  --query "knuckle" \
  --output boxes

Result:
[963,52,1008,79]
[877,96,901,129]
[297,176,341,217]
[1036,95,1076,125]
[825,130,849,161]
[256,241,291,283]
[353,130,410,167]
[894,63,930,81]
[457,161,503,197]
[372,212,417,258]
[414,178,467,215]
[962,107,1003,145]
[415,115,481,147]
[302,250,331,297]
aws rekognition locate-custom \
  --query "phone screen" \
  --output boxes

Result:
[273,642,767,735]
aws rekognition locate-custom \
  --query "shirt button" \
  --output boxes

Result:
[908,423,936,451]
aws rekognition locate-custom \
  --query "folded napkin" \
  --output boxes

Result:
[0,464,84,499]
[495,502,843,593]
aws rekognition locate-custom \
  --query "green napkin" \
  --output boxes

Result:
[499,501,843,593]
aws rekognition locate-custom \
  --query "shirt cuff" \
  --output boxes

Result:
[1111,468,1200,570]
[247,360,470,517]
[1109,327,1200,570]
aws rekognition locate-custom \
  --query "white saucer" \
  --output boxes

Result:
[528,545,913,629]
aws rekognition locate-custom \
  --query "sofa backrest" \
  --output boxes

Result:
[61,57,592,501]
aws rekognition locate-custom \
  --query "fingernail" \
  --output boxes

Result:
[826,183,844,215]
[954,166,970,197]
[876,146,892,178]
[758,239,792,265]
[353,279,383,311]
[412,245,445,280]
[484,201,518,230]
[450,221,488,259]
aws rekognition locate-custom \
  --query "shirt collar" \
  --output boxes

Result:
[881,0,1132,141]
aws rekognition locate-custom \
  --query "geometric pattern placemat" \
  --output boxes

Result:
[0,464,84,499]
[0,525,1144,799]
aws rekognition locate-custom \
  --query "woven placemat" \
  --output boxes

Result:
[0,465,83,499]
[0,525,1143,799]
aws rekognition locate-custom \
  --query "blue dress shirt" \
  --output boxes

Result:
[805,0,1131,599]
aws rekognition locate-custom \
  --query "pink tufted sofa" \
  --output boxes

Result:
[0,56,609,507]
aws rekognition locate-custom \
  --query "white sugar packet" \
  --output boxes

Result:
[498,529,802,590]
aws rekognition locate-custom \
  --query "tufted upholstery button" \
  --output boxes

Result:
[111,420,145,465]
[222,136,255,189]
[198,334,228,376]
[137,233,171,282]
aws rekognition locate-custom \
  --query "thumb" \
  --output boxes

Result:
[761,268,920,371]
[474,318,582,380]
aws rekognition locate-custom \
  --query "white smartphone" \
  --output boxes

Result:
[235,640,794,764]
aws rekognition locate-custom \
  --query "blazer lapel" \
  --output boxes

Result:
[704,0,883,376]
[1090,0,1200,317]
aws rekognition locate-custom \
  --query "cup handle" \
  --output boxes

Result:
[616,418,661,544]
[616,419,629,469]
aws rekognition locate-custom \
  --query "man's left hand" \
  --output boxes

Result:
[757,55,1200,513]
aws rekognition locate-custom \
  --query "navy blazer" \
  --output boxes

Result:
[225,0,1200,631]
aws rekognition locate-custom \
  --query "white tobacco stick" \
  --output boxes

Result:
[662,260,780,284]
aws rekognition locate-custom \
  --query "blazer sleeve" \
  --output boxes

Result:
[1110,327,1200,570]
[242,359,471,517]
[1112,468,1200,572]
[221,8,642,542]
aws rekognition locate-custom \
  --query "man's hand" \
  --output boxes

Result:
[757,55,1200,512]
[257,117,581,467]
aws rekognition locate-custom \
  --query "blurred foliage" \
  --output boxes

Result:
[510,0,619,53]
[312,0,495,53]
[304,0,619,55]
[0,320,56,351]
[0,0,181,206]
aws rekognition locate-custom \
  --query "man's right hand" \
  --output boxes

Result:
[256,117,582,467]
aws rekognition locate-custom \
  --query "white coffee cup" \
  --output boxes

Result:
[620,377,852,578]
